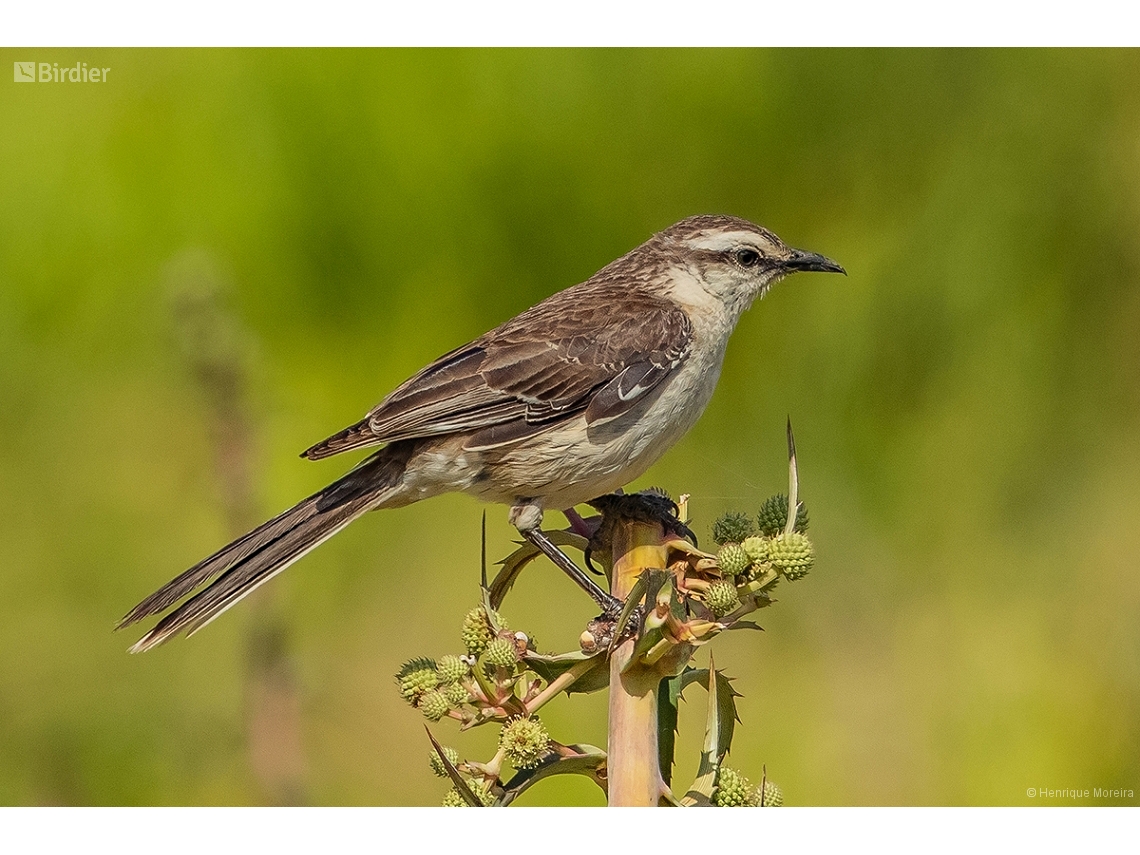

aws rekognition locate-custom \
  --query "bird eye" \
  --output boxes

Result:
[735,248,760,268]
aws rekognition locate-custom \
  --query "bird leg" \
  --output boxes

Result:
[562,507,598,540]
[562,508,605,575]
[518,526,624,618]
[510,499,622,617]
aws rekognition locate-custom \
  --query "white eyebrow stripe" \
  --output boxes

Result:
[685,230,765,252]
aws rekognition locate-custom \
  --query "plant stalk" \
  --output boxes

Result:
[607,516,667,806]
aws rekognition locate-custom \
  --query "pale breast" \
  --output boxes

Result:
[391,284,739,512]
[462,334,729,509]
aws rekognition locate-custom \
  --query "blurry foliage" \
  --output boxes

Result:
[0,49,1138,805]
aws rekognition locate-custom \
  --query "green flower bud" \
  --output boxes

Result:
[419,689,451,722]
[442,788,467,807]
[469,779,496,806]
[741,535,770,566]
[396,658,439,704]
[443,779,495,806]
[705,579,741,618]
[712,511,755,546]
[429,745,460,778]
[714,767,752,807]
[757,494,808,537]
[768,531,814,581]
[437,654,468,685]
[461,607,493,655]
[760,779,784,806]
[483,637,518,669]
[443,681,471,707]
[716,542,751,578]
[500,716,550,769]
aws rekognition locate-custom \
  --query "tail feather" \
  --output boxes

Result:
[117,499,319,629]
[127,498,370,653]
[120,442,415,652]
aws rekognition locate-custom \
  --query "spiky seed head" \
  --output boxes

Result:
[483,637,519,668]
[500,716,550,769]
[429,745,461,777]
[491,607,507,631]
[469,779,496,806]
[705,579,741,618]
[712,511,755,546]
[741,535,770,566]
[396,658,439,703]
[436,654,468,684]
[396,657,438,679]
[768,532,814,580]
[442,779,495,806]
[757,494,808,537]
[760,779,784,806]
[419,689,451,722]
[714,767,753,807]
[716,542,751,578]
[443,681,471,707]
[442,788,467,807]
[462,607,495,656]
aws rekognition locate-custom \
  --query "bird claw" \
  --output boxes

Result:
[584,599,645,652]
[585,490,698,557]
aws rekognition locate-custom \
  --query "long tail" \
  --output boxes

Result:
[119,442,416,653]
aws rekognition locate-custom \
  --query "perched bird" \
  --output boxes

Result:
[120,214,843,651]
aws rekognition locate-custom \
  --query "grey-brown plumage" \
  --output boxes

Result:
[302,290,692,458]
[120,215,843,652]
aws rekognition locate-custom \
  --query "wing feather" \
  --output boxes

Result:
[301,286,692,460]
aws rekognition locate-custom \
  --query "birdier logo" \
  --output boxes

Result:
[13,61,110,83]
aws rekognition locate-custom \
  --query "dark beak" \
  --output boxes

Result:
[782,248,846,276]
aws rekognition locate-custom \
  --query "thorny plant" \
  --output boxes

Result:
[397,423,813,806]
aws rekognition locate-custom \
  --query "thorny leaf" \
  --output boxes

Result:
[498,743,607,806]
[723,620,765,632]
[676,661,742,806]
[524,649,609,695]
[426,726,484,807]
[658,665,742,789]
[657,673,685,786]
[680,658,722,806]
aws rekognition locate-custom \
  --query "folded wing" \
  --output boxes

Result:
[301,288,692,459]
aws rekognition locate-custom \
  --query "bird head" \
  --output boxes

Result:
[655,215,845,316]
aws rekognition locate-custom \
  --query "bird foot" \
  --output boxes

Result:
[582,600,645,652]
[584,489,697,559]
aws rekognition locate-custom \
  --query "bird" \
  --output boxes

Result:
[120,214,843,652]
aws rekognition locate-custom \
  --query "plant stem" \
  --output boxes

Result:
[607,517,667,807]
[525,658,599,715]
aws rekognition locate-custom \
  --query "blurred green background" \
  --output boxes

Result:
[1,48,1138,806]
